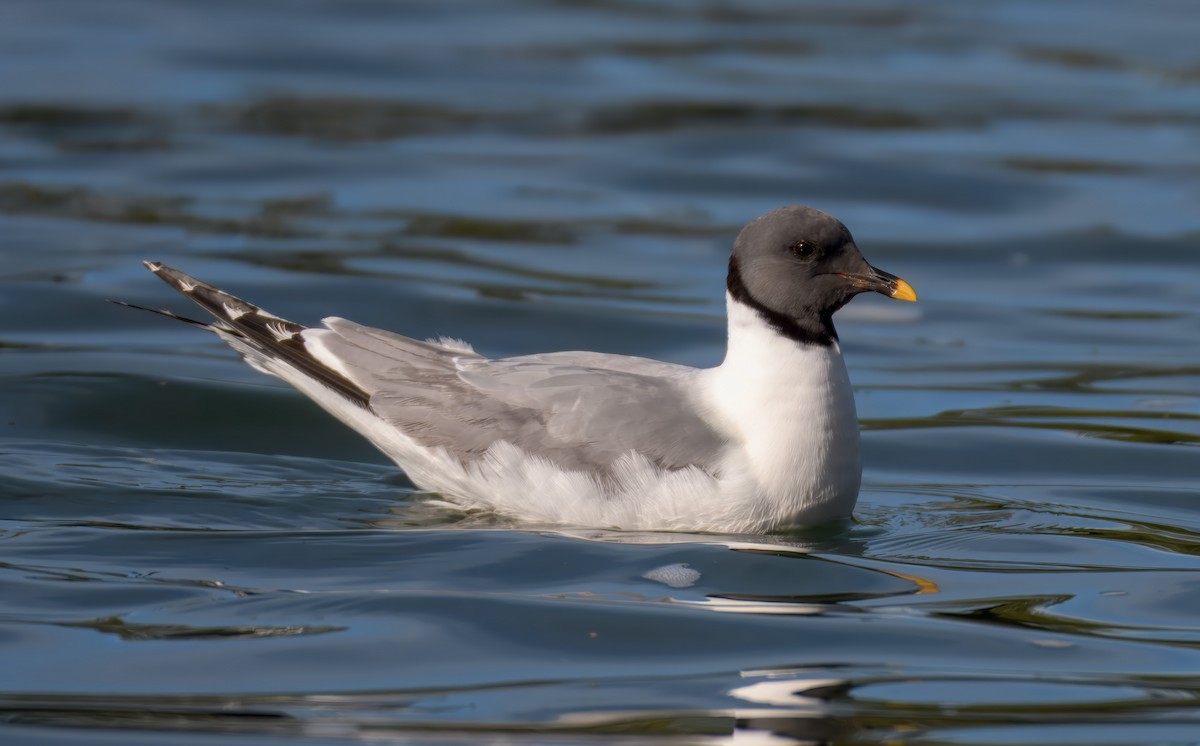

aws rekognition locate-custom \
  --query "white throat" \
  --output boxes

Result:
[698,294,862,525]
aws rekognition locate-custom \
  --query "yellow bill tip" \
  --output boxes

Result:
[889,278,917,302]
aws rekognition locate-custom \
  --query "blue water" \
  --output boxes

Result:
[3,1,1200,743]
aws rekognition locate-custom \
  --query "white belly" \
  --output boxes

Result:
[696,301,863,528]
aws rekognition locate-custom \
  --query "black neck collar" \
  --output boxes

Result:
[726,256,837,347]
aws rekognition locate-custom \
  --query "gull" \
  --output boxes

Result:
[134,206,915,533]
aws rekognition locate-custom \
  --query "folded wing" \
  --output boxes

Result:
[310,318,726,475]
[144,263,726,478]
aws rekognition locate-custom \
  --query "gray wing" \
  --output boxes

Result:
[139,263,723,475]
[316,318,725,474]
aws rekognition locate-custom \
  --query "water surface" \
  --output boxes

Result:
[3,1,1200,744]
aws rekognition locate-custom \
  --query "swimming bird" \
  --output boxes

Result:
[136,206,915,533]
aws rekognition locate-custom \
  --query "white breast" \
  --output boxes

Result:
[694,296,862,528]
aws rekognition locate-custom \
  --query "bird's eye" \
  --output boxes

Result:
[790,240,817,258]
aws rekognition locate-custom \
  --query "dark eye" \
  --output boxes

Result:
[790,240,817,258]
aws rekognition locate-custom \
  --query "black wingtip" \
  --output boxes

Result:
[109,298,214,329]
[134,261,370,408]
